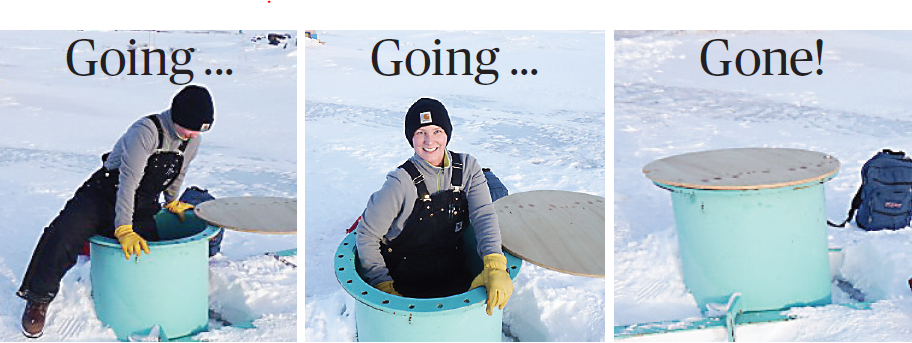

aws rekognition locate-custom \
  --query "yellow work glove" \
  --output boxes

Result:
[376,280,402,296]
[164,200,194,222]
[114,225,150,260]
[469,253,513,315]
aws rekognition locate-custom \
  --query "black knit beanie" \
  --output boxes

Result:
[404,98,452,147]
[171,85,214,132]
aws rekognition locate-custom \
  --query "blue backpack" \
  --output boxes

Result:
[482,167,509,202]
[829,149,912,230]
[179,186,224,256]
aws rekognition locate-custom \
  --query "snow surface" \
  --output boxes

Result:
[616,30,912,341]
[304,30,606,341]
[0,30,296,341]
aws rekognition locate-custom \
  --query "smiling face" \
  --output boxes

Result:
[175,123,200,141]
[412,125,448,167]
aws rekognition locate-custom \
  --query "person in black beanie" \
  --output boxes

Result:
[403,97,453,147]
[356,97,513,316]
[17,85,214,338]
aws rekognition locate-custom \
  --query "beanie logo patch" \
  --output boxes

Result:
[420,111,433,124]
[200,123,211,132]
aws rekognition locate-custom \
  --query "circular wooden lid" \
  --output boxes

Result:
[495,190,605,277]
[194,196,296,234]
[643,148,840,190]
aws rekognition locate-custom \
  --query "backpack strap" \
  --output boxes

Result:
[399,160,431,202]
[828,184,863,227]
[882,148,905,156]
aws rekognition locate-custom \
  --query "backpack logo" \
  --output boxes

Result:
[885,201,903,209]
[420,111,433,124]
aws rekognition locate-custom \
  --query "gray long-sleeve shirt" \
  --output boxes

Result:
[103,110,200,228]
[356,151,503,286]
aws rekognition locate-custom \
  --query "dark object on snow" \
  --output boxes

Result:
[268,33,292,45]
[483,168,509,202]
[836,277,865,302]
[829,149,912,230]
[179,186,224,257]
[251,33,293,48]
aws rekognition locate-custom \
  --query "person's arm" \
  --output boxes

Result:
[463,154,503,258]
[113,119,157,228]
[462,154,512,315]
[355,170,410,286]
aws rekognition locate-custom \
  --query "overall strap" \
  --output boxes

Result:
[146,114,165,150]
[399,152,464,200]
[147,114,190,152]
[399,160,431,202]
[450,151,464,191]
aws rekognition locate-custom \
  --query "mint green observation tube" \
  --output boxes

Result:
[90,211,221,341]
[643,148,840,313]
[335,224,522,342]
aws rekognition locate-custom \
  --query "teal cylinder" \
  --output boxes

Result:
[90,211,221,341]
[335,226,522,342]
[658,179,833,313]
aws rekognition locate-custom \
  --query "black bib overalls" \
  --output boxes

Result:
[18,115,188,303]
[380,153,474,298]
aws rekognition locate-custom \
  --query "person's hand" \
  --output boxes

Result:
[164,200,194,222]
[468,253,513,315]
[114,225,150,260]
[376,280,402,296]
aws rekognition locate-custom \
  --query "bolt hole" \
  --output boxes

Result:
[408,304,415,309]
[510,265,517,269]
[382,300,390,304]
[338,267,344,271]
[343,242,349,246]
[361,291,368,295]
[346,280,353,283]
[338,254,344,258]
[437,303,444,309]
[464,299,470,303]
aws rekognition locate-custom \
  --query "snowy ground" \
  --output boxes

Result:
[0,30,296,341]
[304,30,606,341]
[615,30,912,341]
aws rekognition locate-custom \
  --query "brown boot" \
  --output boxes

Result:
[21,300,49,338]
